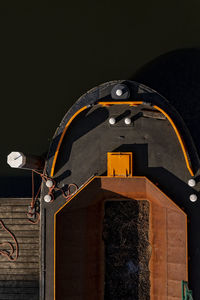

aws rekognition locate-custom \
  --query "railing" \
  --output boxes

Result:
[182,281,193,300]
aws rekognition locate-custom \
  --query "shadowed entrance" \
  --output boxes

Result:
[55,177,187,299]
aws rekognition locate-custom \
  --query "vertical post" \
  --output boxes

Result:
[182,280,185,300]
[181,281,193,300]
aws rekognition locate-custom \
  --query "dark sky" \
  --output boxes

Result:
[1,3,200,178]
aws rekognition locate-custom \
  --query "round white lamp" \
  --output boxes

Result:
[46,179,54,188]
[116,89,123,97]
[189,194,197,202]
[124,117,131,125]
[188,179,196,187]
[44,194,52,203]
[109,117,116,125]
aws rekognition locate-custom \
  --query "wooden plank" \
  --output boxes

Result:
[0,237,39,243]
[0,293,38,300]
[0,213,31,219]
[0,224,39,231]
[0,206,31,212]
[0,230,38,237]
[0,269,38,275]
[0,262,39,269]
[0,275,39,281]
[0,244,38,250]
[0,198,40,297]
[0,281,39,287]
[0,219,39,225]
[0,199,33,205]
[0,287,38,293]
[0,255,39,262]
[14,250,39,256]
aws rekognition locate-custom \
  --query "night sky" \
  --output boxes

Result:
[1,4,200,184]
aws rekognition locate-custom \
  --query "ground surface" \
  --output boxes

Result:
[103,200,150,300]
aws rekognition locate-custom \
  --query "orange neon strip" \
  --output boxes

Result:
[51,102,142,177]
[98,101,143,105]
[153,105,194,177]
[50,102,194,177]
[98,101,193,176]
[50,106,88,177]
